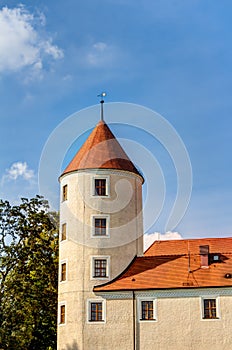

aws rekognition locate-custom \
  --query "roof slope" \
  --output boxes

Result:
[94,237,232,292]
[144,237,232,256]
[61,120,143,180]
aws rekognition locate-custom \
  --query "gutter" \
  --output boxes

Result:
[132,290,136,350]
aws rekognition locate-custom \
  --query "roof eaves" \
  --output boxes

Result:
[94,284,232,293]
[93,255,138,292]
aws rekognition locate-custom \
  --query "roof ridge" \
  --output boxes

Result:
[144,236,232,256]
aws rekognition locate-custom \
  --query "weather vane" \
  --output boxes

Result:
[97,92,107,121]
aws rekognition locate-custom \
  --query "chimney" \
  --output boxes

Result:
[199,245,209,268]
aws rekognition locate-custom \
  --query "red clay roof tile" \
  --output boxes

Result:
[61,120,143,181]
[94,237,232,292]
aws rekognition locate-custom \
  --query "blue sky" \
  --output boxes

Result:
[0,0,232,240]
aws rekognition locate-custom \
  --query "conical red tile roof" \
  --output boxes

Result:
[61,120,144,181]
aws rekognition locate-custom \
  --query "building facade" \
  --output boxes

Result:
[94,238,232,350]
[57,113,232,350]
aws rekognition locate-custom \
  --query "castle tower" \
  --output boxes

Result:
[57,103,144,349]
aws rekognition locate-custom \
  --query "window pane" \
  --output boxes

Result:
[95,179,106,196]
[63,185,68,201]
[95,218,106,236]
[141,301,154,320]
[60,305,65,324]
[203,299,217,319]
[61,223,67,240]
[61,263,66,281]
[94,259,107,277]
[90,302,103,321]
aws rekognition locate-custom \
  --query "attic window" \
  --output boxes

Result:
[213,255,219,261]
[209,254,221,264]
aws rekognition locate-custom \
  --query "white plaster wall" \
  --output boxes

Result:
[136,295,232,350]
[84,299,133,350]
[58,169,144,350]
[74,293,232,350]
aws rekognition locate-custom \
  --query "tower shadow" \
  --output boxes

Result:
[64,340,79,350]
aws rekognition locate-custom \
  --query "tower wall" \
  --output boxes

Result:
[57,169,143,349]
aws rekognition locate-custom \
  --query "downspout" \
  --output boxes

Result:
[132,290,136,350]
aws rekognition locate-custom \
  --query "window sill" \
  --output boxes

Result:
[139,319,157,322]
[92,235,110,238]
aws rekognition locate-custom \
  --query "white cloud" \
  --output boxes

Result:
[86,41,116,67]
[0,5,63,75]
[93,42,107,51]
[0,162,38,203]
[3,162,35,181]
[144,231,182,251]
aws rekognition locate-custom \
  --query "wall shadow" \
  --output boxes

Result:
[64,340,79,350]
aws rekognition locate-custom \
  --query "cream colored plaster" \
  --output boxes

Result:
[137,295,232,350]
[58,170,144,350]
[59,292,232,350]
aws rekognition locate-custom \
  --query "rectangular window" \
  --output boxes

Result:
[60,305,65,324]
[61,262,66,281]
[94,259,107,278]
[203,298,217,319]
[61,223,67,241]
[90,302,103,322]
[94,218,106,236]
[94,179,106,196]
[62,185,68,201]
[141,301,154,320]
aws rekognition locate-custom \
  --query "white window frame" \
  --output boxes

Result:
[91,214,110,238]
[58,301,66,326]
[87,299,106,324]
[60,259,68,283]
[92,176,110,197]
[91,256,110,280]
[201,296,220,320]
[137,297,157,322]
[60,222,68,242]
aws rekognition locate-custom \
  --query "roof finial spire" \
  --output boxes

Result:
[98,92,107,121]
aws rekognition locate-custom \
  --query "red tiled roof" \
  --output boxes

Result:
[61,120,143,181]
[94,237,232,292]
[144,237,232,256]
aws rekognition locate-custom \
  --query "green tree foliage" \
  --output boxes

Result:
[0,196,58,350]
